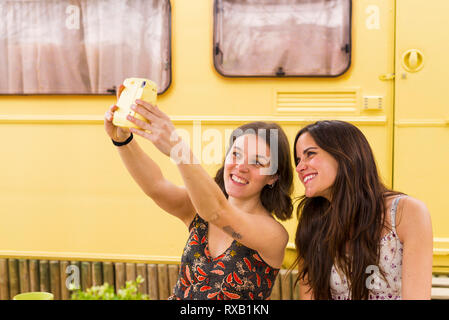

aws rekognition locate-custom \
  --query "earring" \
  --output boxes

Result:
[268,183,274,189]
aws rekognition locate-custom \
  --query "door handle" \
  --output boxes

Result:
[379,73,395,81]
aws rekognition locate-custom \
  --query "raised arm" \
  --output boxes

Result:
[114,135,196,227]
[104,91,195,227]
[127,100,288,268]
[178,158,288,267]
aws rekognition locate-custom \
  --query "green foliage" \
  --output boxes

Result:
[71,275,149,300]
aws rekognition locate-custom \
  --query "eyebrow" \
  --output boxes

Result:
[296,146,318,162]
[233,146,270,161]
[302,147,318,154]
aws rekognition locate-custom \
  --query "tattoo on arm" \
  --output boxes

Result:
[222,225,242,240]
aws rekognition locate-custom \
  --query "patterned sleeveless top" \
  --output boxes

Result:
[330,196,405,300]
[168,214,280,300]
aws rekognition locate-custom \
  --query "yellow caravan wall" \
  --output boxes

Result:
[0,0,447,271]
[394,0,449,271]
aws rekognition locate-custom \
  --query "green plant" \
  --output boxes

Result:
[71,275,149,300]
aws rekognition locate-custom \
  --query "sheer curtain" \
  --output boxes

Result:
[214,0,351,77]
[0,0,171,94]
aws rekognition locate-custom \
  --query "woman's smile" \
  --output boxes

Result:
[302,173,318,185]
[230,174,249,185]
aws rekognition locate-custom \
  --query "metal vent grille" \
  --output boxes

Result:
[276,90,358,113]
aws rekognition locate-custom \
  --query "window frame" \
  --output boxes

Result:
[213,0,352,78]
[0,0,172,96]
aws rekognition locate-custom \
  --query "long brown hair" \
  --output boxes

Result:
[214,122,294,221]
[292,120,403,299]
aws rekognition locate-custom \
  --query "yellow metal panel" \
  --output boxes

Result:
[0,0,395,262]
[395,0,449,120]
[394,0,449,270]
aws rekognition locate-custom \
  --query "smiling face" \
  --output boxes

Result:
[223,134,278,200]
[295,132,338,200]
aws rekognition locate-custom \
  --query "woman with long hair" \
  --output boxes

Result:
[104,91,293,299]
[292,120,433,300]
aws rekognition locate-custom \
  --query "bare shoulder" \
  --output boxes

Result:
[254,212,289,244]
[397,196,430,222]
[255,215,289,268]
[272,218,289,246]
[396,196,432,242]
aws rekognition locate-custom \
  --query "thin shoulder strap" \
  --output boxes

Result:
[188,213,200,232]
[390,196,404,231]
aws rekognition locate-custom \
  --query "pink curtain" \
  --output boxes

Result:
[0,0,171,94]
[214,0,351,76]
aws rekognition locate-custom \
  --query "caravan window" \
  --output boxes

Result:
[213,0,351,77]
[0,0,171,94]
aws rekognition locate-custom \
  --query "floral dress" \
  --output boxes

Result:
[330,196,405,300]
[168,214,279,300]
